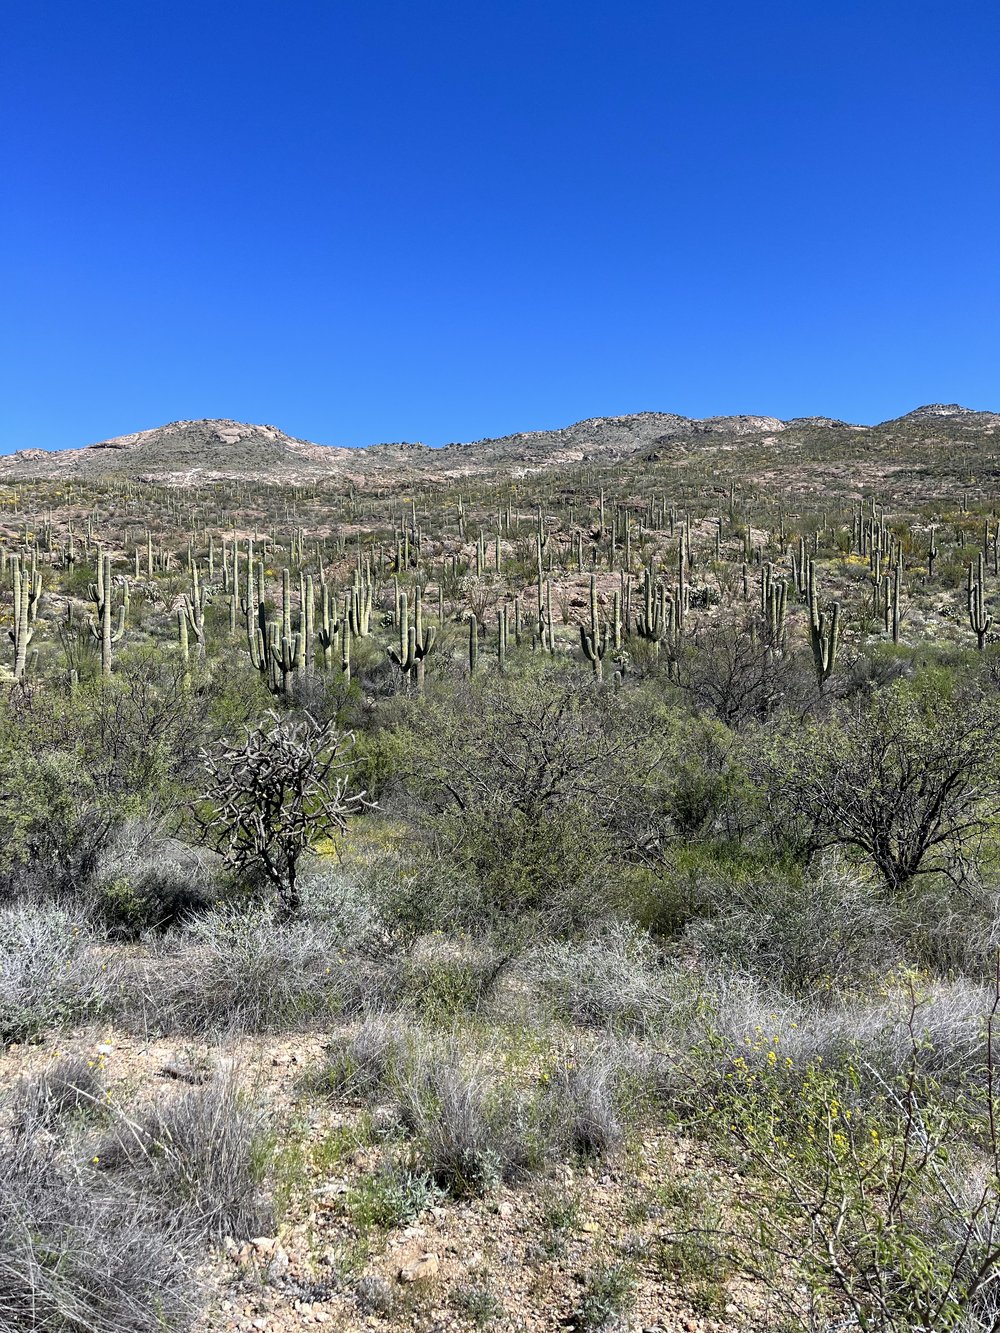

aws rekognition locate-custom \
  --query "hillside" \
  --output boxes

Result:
[6,393,1000,1333]
[1,404,998,492]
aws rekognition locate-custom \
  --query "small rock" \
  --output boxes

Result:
[496,1200,514,1219]
[399,1252,440,1283]
[96,1043,113,1056]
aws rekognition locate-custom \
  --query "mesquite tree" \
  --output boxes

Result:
[194,711,367,916]
[754,682,1000,891]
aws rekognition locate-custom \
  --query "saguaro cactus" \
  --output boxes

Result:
[580,575,609,678]
[968,552,992,649]
[761,562,787,649]
[388,588,437,689]
[9,554,41,680]
[634,565,664,645]
[806,559,840,687]
[181,561,208,659]
[315,580,340,670]
[89,551,126,676]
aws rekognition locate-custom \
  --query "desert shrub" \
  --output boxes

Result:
[354,1273,397,1316]
[751,677,1000,891]
[0,902,121,1044]
[96,1072,273,1240]
[670,609,811,727]
[345,1162,442,1232]
[570,1260,637,1332]
[398,937,513,1021]
[391,799,622,942]
[656,970,1000,1124]
[317,1013,413,1100]
[322,1024,629,1195]
[129,903,392,1034]
[0,661,210,897]
[395,1048,551,1195]
[523,923,680,1032]
[379,669,663,940]
[449,1277,505,1326]
[712,1051,1000,1332]
[11,1053,106,1129]
[893,876,1000,978]
[682,854,895,991]
[94,818,218,936]
[548,1049,627,1159]
[0,1120,198,1331]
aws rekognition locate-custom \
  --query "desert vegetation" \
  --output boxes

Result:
[5,416,1000,1331]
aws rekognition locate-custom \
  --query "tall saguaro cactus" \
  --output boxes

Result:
[9,554,41,680]
[968,552,992,650]
[580,575,609,678]
[634,565,664,646]
[806,559,840,688]
[181,561,208,660]
[89,551,126,677]
[388,587,437,689]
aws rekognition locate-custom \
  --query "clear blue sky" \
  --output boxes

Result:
[2,1,998,452]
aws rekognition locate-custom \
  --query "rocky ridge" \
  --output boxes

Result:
[1,404,997,486]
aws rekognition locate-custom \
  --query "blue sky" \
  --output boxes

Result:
[2,1,998,451]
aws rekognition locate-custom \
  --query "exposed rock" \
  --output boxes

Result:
[398,1252,440,1283]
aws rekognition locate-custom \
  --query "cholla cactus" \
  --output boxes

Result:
[193,711,368,917]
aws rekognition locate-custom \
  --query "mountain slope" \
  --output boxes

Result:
[2,405,998,486]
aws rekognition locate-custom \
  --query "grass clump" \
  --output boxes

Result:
[12,1052,107,1130]
[0,903,121,1045]
[570,1260,636,1332]
[0,1117,198,1332]
[96,1071,273,1239]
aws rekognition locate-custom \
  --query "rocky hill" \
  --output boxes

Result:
[2,405,998,487]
